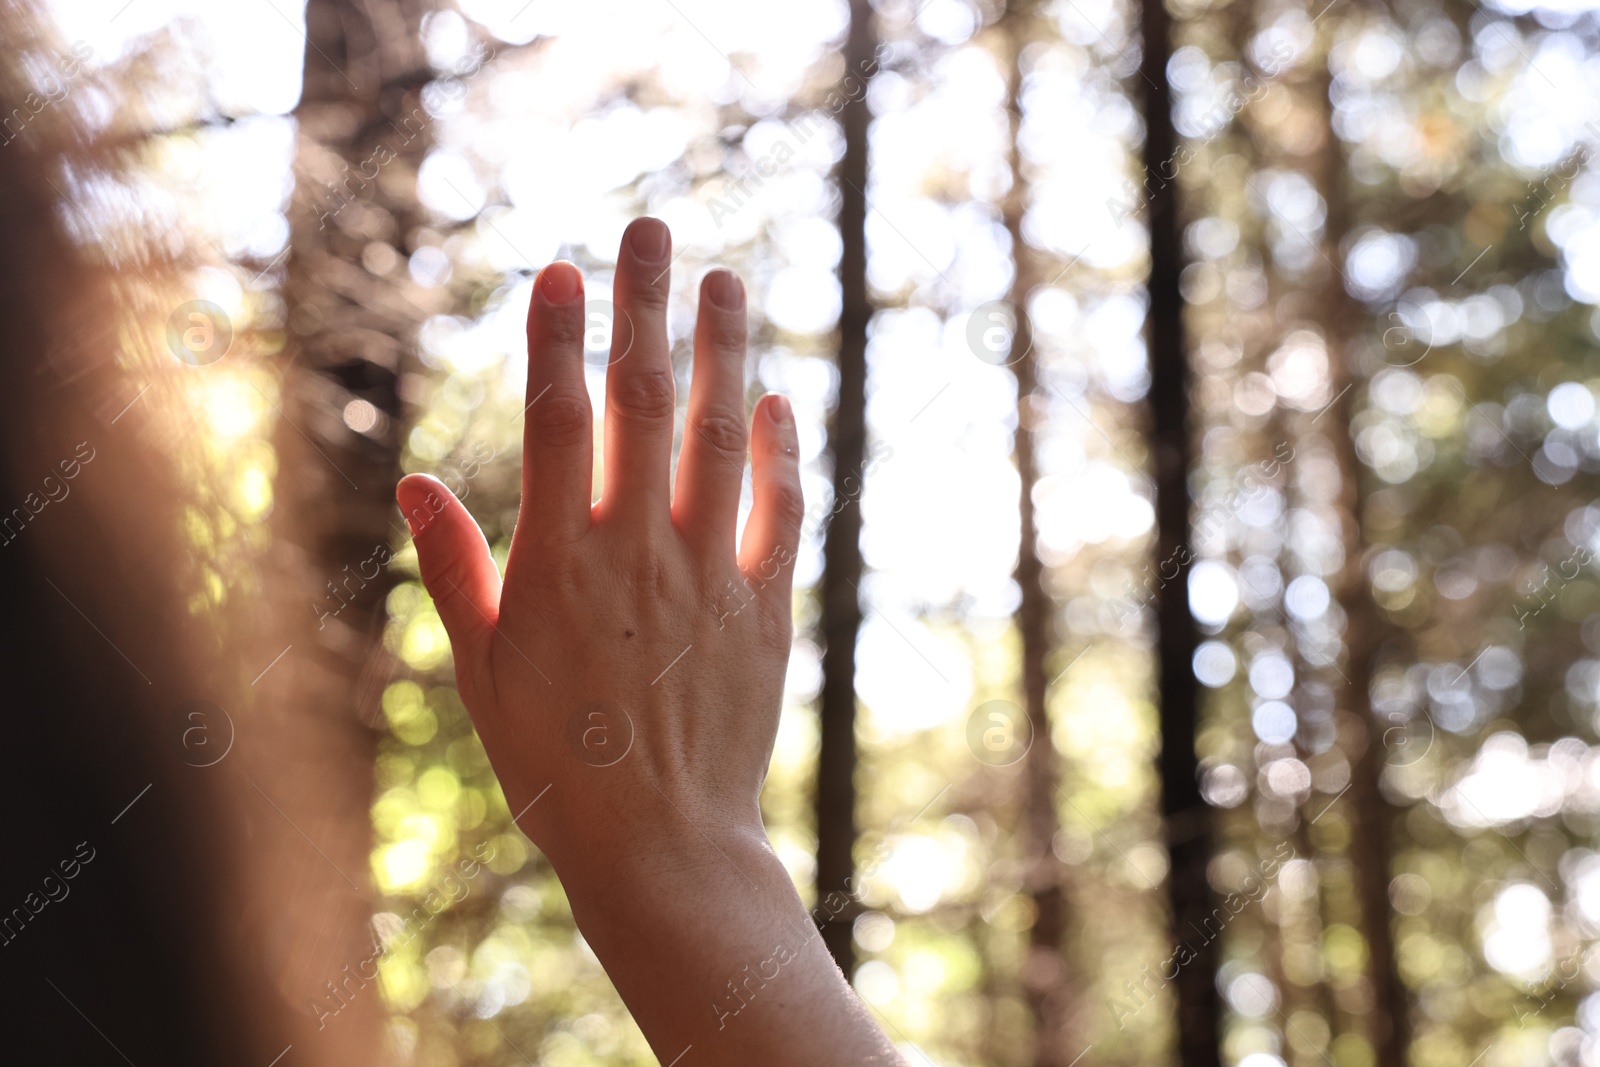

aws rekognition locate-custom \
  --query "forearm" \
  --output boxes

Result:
[557,823,905,1066]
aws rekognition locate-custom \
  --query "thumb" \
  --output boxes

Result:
[396,474,502,672]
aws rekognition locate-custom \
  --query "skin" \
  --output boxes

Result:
[396,217,906,1066]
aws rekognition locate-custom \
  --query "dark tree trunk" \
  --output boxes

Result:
[1140,0,1223,1062]
[245,0,439,1052]
[0,4,366,1063]
[999,3,1078,1064]
[1309,59,1410,1067]
[815,0,879,975]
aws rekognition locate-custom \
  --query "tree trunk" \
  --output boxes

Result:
[245,0,438,1056]
[1139,0,1224,1061]
[815,0,879,975]
[999,3,1079,1064]
[1309,57,1410,1067]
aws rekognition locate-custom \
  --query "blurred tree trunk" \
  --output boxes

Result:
[245,0,438,1055]
[0,11,272,1064]
[1139,0,1223,1062]
[1237,12,1349,1050]
[815,0,879,976]
[1309,56,1410,1067]
[999,3,1080,1064]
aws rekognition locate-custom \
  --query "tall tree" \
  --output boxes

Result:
[815,0,880,975]
[0,24,221,1067]
[0,3,352,1061]
[1139,0,1223,1062]
[998,2,1079,1063]
[819,0,883,979]
[249,0,439,1048]
[1230,16,1353,1056]
[1308,51,1410,1067]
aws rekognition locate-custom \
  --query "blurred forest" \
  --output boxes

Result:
[3,0,1600,1064]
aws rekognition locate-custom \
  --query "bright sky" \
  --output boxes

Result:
[51,0,307,114]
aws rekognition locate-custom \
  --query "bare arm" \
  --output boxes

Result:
[396,217,905,1066]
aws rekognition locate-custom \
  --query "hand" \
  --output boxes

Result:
[398,215,799,875]
[397,218,903,1065]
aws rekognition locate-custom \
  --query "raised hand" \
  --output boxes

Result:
[396,217,902,1066]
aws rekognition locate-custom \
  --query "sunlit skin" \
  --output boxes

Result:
[396,217,907,1066]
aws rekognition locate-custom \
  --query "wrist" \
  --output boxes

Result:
[529,768,768,899]
[559,823,846,1055]
[557,815,787,927]
[530,789,901,1065]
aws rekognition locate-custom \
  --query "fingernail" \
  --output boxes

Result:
[539,261,582,304]
[628,218,669,261]
[706,269,744,311]
[769,394,793,429]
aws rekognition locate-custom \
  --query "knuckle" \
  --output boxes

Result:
[769,483,806,532]
[606,545,674,612]
[646,554,673,603]
[530,391,590,447]
[421,559,476,619]
[756,596,793,646]
[693,411,748,459]
[519,550,586,603]
[705,312,746,352]
[611,369,676,423]
[420,556,459,601]
[625,279,670,314]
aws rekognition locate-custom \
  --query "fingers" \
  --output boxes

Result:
[516,261,594,554]
[397,474,502,672]
[737,394,804,611]
[673,269,750,554]
[601,217,676,525]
